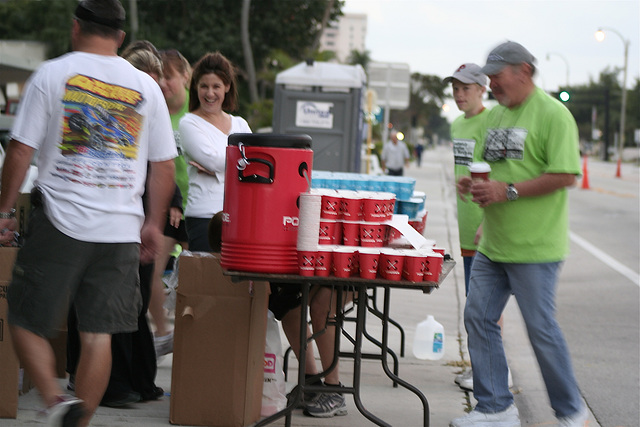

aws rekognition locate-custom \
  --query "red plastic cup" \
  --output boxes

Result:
[342,221,361,246]
[315,249,333,277]
[318,220,337,245]
[320,190,341,219]
[402,250,428,282]
[469,162,491,181]
[358,247,380,279]
[332,246,358,278]
[333,220,343,245]
[298,250,316,276]
[387,226,401,244]
[423,251,444,283]
[359,223,387,247]
[362,193,387,222]
[340,191,362,221]
[379,249,404,281]
[432,247,446,256]
[380,192,396,220]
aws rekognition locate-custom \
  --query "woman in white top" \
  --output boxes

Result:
[179,51,251,251]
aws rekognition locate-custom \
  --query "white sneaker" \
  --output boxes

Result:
[508,368,513,388]
[454,369,473,391]
[558,406,588,427]
[45,395,85,427]
[154,330,174,359]
[449,403,520,427]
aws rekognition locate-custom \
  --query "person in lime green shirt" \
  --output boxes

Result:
[445,63,489,294]
[451,42,586,427]
[444,63,490,394]
[148,49,192,358]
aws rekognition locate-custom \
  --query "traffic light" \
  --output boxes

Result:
[558,90,570,102]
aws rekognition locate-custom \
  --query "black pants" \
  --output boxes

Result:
[185,216,212,252]
[66,263,158,401]
[387,168,404,176]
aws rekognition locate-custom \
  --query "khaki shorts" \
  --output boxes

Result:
[7,206,141,338]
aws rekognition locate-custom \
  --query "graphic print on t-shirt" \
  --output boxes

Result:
[453,138,475,166]
[483,127,527,162]
[56,75,144,189]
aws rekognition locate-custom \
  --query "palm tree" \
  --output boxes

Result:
[348,49,372,70]
[241,0,259,104]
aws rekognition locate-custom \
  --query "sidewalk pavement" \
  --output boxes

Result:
[5,145,599,427]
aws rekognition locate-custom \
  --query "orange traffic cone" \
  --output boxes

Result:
[615,157,622,178]
[581,155,590,190]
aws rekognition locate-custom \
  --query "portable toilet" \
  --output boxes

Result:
[272,60,366,172]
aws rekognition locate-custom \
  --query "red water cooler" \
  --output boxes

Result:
[221,133,313,274]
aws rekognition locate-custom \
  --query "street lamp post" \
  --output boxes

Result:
[546,52,570,86]
[595,27,629,178]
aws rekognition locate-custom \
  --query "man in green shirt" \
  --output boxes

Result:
[450,41,586,427]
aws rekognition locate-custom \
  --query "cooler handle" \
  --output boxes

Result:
[237,158,274,184]
[236,142,274,184]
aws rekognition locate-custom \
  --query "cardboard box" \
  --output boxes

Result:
[0,248,20,418]
[170,253,269,427]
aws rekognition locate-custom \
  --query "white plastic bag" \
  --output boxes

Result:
[163,250,216,312]
[261,310,287,417]
[162,252,182,313]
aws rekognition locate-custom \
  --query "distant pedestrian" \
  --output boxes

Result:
[0,1,176,425]
[381,130,410,176]
[451,41,586,427]
[414,141,424,167]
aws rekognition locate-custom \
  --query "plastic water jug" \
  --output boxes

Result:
[413,315,445,360]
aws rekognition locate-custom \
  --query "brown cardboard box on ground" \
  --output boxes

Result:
[170,252,269,427]
[0,248,20,418]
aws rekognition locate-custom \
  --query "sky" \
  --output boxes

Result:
[342,0,639,120]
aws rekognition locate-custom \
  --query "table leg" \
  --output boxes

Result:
[350,286,392,427]
[369,287,406,357]
[379,286,430,426]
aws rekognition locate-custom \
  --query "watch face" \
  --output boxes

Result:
[507,185,518,201]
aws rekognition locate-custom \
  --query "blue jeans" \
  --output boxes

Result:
[464,253,582,418]
[463,255,475,296]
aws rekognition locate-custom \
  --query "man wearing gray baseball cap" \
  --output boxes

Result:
[452,41,587,427]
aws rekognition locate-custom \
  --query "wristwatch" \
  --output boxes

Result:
[0,208,16,219]
[506,184,519,201]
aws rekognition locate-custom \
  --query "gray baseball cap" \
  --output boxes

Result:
[443,63,487,86]
[481,41,536,75]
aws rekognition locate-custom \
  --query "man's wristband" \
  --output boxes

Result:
[0,209,16,219]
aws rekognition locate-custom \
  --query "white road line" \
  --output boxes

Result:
[570,231,640,287]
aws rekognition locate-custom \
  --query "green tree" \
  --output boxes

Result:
[390,72,449,144]
[554,68,639,157]
[0,0,77,57]
[348,49,371,70]
[0,0,344,129]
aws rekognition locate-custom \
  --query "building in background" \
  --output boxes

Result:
[319,13,367,63]
[0,40,46,114]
